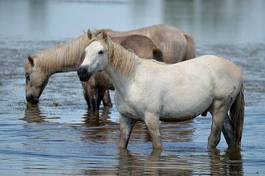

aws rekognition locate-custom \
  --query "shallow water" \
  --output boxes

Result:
[0,0,265,175]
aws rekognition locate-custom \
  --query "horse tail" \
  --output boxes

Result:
[183,33,196,60]
[230,84,245,148]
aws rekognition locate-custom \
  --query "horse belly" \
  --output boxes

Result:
[160,92,213,120]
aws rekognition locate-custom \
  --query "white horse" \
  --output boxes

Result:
[77,31,244,150]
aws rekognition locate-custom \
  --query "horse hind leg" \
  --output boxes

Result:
[202,108,235,147]
[208,102,228,149]
[222,113,235,148]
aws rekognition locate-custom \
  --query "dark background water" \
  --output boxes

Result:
[0,0,265,175]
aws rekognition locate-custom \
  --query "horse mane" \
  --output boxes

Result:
[94,29,113,36]
[108,39,137,76]
[34,32,90,73]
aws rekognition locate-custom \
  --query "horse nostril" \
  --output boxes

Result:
[77,67,87,76]
[77,67,92,82]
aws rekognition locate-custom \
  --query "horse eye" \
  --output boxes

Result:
[98,50,104,55]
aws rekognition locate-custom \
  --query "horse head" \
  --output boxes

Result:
[24,55,49,104]
[78,31,111,82]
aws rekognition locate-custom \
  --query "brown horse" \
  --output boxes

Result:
[25,24,196,110]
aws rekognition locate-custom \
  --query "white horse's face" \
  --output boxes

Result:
[78,41,108,81]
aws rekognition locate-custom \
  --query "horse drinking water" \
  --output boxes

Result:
[78,31,244,150]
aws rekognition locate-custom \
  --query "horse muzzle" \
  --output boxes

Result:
[26,95,39,104]
[77,67,92,82]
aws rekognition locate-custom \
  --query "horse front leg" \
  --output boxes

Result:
[102,89,112,118]
[82,82,92,109]
[82,81,97,113]
[103,89,112,108]
[144,112,162,150]
[96,87,104,111]
[97,88,112,111]
[119,115,136,149]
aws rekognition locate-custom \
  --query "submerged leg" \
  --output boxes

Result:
[119,115,136,149]
[222,113,235,148]
[97,88,112,111]
[208,105,227,149]
[82,81,97,113]
[144,112,162,150]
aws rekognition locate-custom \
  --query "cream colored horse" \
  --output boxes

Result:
[25,24,195,108]
[78,31,244,150]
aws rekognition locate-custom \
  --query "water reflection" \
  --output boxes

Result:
[82,110,100,127]
[23,104,46,123]
[80,109,119,143]
[116,148,243,176]
[208,149,243,176]
[82,149,193,176]
[82,105,113,125]
[23,104,63,123]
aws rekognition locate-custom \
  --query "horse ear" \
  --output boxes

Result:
[87,29,92,39]
[102,31,108,41]
[28,55,34,66]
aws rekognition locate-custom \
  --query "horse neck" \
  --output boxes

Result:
[35,33,90,75]
[105,42,139,94]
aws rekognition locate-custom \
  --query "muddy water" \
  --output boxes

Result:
[0,0,265,175]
